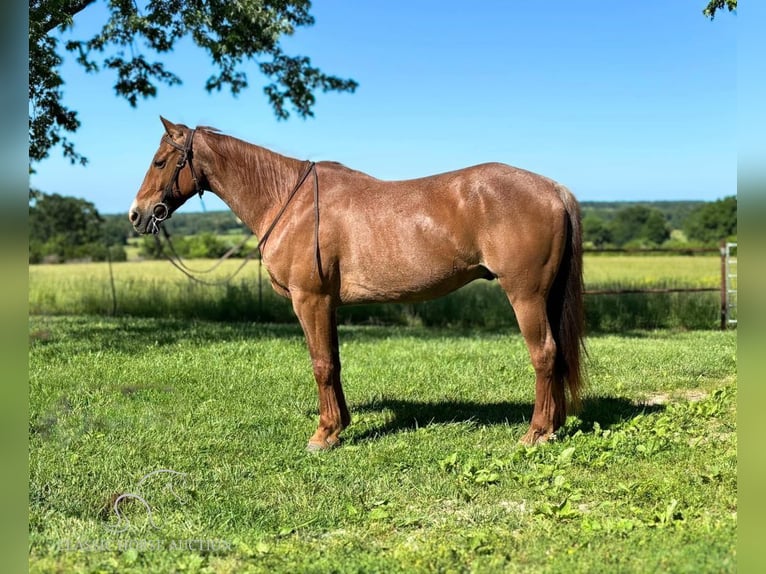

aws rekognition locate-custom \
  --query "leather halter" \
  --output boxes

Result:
[155,160,322,283]
[150,129,203,230]
[149,130,321,275]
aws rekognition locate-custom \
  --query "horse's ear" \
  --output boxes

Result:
[160,116,180,137]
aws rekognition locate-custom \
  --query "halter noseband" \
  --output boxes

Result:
[150,128,203,233]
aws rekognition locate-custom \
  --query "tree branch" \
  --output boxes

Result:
[35,0,99,34]
[703,0,737,20]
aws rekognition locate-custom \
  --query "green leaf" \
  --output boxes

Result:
[369,507,390,521]
[123,548,138,564]
[439,452,459,472]
[558,446,576,465]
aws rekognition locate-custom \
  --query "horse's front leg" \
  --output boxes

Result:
[291,292,350,451]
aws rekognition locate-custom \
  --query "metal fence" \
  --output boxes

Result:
[721,242,737,328]
[582,242,737,330]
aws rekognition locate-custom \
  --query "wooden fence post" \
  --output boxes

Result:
[106,243,118,316]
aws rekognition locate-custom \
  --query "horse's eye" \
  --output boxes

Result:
[154,159,167,169]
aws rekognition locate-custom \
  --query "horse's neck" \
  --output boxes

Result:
[200,134,303,237]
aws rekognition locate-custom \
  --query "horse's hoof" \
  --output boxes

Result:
[519,428,555,446]
[306,437,340,452]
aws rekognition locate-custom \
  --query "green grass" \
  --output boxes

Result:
[29,316,736,573]
[28,255,725,330]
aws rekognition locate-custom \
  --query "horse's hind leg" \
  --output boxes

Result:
[291,292,351,451]
[504,290,567,444]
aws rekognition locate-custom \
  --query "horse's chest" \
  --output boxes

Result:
[268,272,291,298]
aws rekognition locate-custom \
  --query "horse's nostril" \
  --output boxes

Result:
[129,209,139,223]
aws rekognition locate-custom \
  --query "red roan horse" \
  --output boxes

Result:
[130,117,585,451]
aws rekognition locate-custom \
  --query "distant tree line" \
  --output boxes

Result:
[136,231,249,261]
[152,211,248,236]
[29,190,737,263]
[581,197,736,249]
[29,190,128,263]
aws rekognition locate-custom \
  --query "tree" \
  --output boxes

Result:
[703,0,737,19]
[29,189,126,262]
[29,189,103,246]
[29,1,358,169]
[583,214,612,248]
[609,205,670,248]
[684,196,737,245]
[100,213,133,246]
[641,209,671,246]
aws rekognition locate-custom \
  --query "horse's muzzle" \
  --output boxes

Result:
[128,203,170,235]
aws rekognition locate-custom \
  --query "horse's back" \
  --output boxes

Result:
[314,160,572,304]
[321,160,564,207]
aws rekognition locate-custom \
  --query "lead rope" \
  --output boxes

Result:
[154,230,260,286]
[256,160,319,281]
[160,226,255,274]
[312,164,321,278]
[158,161,319,286]
[254,161,316,254]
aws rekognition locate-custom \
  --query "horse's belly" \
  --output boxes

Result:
[335,201,495,304]
[339,260,492,305]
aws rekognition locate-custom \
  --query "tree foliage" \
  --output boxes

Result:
[137,231,234,260]
[113,210,248,236]
[29,1,84,168]
[582,198,736,249]
[703,0,737,19]
[29,189,103,245]
[582,214,612,248]
[683,196,737,244]
[582,204,673,248]
[609,205,671,248]
[29,0,358,169]
[29,189,127,262]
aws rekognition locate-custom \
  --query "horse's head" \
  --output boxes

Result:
[129,116,204,234]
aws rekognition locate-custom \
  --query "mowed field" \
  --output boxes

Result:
[29,318,736,573]
[29,253,736,572]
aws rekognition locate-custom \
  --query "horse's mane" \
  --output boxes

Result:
[197,126,298,204]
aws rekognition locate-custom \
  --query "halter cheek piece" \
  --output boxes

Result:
[150,128,203,233]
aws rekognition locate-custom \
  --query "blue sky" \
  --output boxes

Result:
[29,1,737,215]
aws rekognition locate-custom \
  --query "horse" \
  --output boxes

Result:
[129,116,586,451]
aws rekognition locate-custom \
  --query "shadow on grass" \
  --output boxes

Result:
[30,316,305,354]
[31,314,710,358]
[577,396,666,430]
[349,396,665,444]
[31,315,526,355]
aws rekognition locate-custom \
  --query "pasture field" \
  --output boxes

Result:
[29,316,736,573]
[582,253,719,288]
[28,254,723,330]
